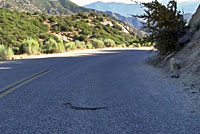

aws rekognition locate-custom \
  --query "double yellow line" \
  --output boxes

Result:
[0,69,51,99]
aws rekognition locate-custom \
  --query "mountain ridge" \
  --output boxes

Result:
[84,1,143,17]
[84,1,199,16]
[0,0,88,14]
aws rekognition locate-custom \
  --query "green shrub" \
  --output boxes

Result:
[65,42,76,51]
[0,45,14,60]
[122,43,127,48]
[52,25,60,33]
[78,35,88,41]
[128,45,135,48]
[44,38,65,53]
[86,43,93,49]
[104,39,115,47]
[80,29,91,35]
[135,43,141,47]
[75,40,85,49]
[49,16,57,23]
[21,38,40,54]
[97,16,104,22]
[92,39,105,48]
[113,24,123,31]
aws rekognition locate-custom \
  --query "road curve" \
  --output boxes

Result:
[0,49,199,134]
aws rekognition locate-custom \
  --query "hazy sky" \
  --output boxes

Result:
[71,0,198,6]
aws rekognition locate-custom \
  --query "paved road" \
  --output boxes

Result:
[0,49,199,134]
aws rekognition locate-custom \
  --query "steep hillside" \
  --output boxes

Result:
[162,5,200,90]
[0,0,88,14]
[0,8,148,59]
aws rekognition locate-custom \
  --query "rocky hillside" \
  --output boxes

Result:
[0,8,148,57]
[0,0,145,36]
[165,5,200,90]
[0,0,88,14]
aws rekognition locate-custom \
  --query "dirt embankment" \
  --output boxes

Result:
[172,5,200,90]
[148,5,200,106]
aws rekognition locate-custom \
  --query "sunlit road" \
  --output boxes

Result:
[0,49,199,134]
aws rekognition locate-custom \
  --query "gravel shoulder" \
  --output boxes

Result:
[147,53,200,115]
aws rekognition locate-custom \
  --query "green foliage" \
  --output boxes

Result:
[43,38,65,53]
[80,29,91,35]
[65,42,76,51]
[113,24,123,31]
[0,45,14,60]
[78,35,88,41]
[20,38,40,54]
[128,45,134,48]
[96,16,104,22]
[75,40,86,49]
[39,33,58,41]
[86,43,93,49]
[104,39,116,47]
[49,16,57,23]
[0,7,144,55]
[135,0,186,55]
[92,39,105,48]
[77,13,88,19]
[0,8,48,49]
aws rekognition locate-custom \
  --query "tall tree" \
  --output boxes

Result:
[134,0,186,55]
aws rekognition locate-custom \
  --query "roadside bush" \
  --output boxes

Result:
[75,40,85,49]
[104,39,115,47]
[0,45,14,60]
[86,43,93,49]
[65,42,76,51]
[128,45,135,48]
[44,38,65,53]
[122,43,127,48]
[20,38,40,54]
[135,43,141,48]
[92,39,105,48]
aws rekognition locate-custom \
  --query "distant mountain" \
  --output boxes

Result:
[84,1,143,17]
[0,0,88,14]
[105,11,143,29]
[84,1,199,17]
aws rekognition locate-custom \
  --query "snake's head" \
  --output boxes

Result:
[63,102,72,108]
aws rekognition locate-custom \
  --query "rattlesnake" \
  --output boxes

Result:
[63,103,108,111]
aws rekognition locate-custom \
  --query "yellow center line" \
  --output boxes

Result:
[0,69,51,99]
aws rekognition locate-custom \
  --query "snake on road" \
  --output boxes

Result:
[63,103,108,111]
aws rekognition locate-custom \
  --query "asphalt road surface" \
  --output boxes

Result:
[0,49,199,134]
